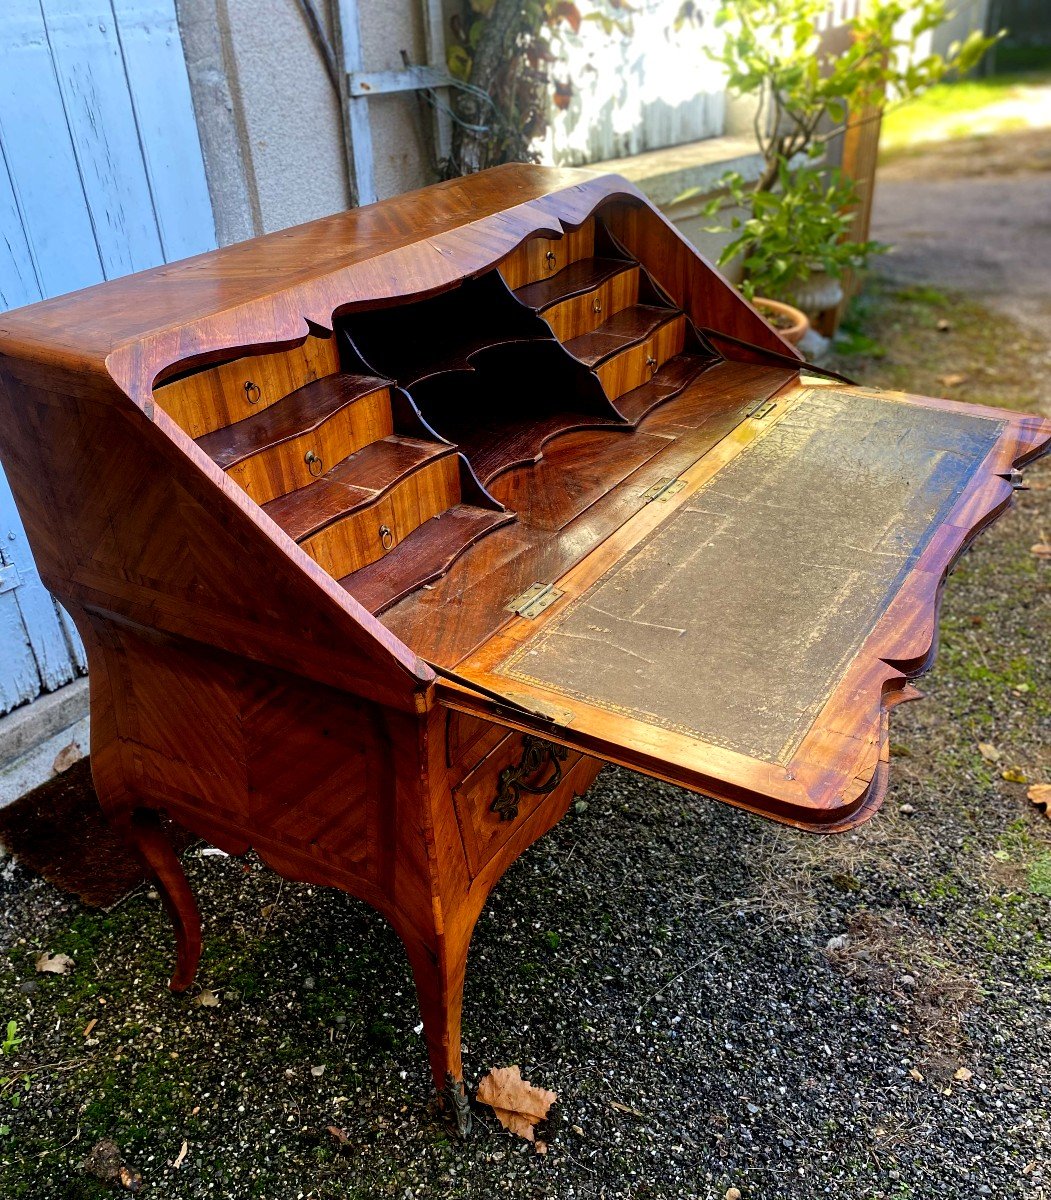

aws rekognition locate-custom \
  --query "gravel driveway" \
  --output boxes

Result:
[0,128,1048,1200]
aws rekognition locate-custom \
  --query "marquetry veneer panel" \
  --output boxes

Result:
[497,220,596,290]
[155,331,340,439]
[197,376,393,505]
[300,452,462,577]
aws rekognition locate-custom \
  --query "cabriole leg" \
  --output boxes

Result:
[400,926,473,1137]
[124,808,202,992]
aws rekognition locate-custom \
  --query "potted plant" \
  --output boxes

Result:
[678,0,999,338]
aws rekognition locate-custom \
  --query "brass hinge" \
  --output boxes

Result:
[640,477,686,504]
[506,581,565,619]
[750,399,777,420]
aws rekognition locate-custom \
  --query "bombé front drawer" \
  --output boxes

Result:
[594,314,685,401]
[452,730,581,877]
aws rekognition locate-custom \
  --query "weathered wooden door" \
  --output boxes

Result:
[0,0,216,714]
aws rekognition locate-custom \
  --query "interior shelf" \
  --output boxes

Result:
[408,341,626,486]
[195,372,389,470]
[563,304,680,369]
[262,435,458,542]
[614,354,720,425]
[340,271,553,387]
[514,257,636,312]
[340,504,516,615]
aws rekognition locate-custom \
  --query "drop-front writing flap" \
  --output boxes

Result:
[438,383,1048,831]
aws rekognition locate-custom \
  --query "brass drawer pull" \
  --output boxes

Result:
[545,249,557,270]
[645,354,657,368]
[593,299,602,314]
[379,524,394,550]
[491,736,568,822]
[244,380,261,404]
[305,450,323,476]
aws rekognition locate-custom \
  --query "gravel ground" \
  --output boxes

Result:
[0,136,1049,1199]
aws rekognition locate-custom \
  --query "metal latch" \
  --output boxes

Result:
[640,477,687,504]
[506,582,565,619]
[0,559,21,595]
[1007,468,1028,490]
[750,399,777,420]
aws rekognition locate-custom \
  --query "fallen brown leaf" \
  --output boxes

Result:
[1027,784,1051,817]
[1031,543,1051,559]
[954,1066,973,1082]
[326,1125,350,1146]
[977,742,1001,763]
[936,318,952,332]
[938,372,967,388]
[119,1164,142,1191]
[194,988,220,1007]
[476,1065,556,1144]
[35,951,74,975]
[52,740,84,774]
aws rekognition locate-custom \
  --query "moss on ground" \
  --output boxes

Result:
[0,278,1047,1197]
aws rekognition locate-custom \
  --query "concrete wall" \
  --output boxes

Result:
[176,0,438,241]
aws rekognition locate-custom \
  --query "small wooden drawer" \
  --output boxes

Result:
[595,314,685,401]
[300,453,461,578]
[543,266,640,342]
[221,385,393,505]
[446,710,508,782]
[497,221,595,290]
[452,730,582,876]
[155,332,340,439]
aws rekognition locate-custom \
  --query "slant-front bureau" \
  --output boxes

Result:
[0,166,1046,1133]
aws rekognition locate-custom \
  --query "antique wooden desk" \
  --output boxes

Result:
[0,166,1046,1132]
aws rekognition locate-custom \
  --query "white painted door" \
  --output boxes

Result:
[0,0,216,714]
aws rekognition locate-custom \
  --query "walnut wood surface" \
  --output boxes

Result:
[564,303,679,367]
[0,165,1044,1126]
[343,504,517,614]
[199,377,393,505]
[301,452,462,577]
[262,436,456,542]
[154,331,341,439]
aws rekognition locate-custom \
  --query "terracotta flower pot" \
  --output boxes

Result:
[754,296,809,346]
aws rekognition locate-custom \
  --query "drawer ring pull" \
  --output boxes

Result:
[593,299,602,314]
[645,354,658,368]
[244,380,261,404]
[491,736,568,822]
[379,524,394,550]
[305,450,323,477]
[545,249,557,270]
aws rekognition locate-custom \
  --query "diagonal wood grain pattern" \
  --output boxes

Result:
[0,166,1046,1128]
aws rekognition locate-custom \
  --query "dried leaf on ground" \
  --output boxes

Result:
[1028,784,1051,817]
[172,1140,188,1169]
[326,1126,350,1146]
[119,1164,142,1191]
[954,1066,973,1081]
[52,741,84,774]
[1031,543,1051,559]
[938,372,967,388]
[194,988,220,1008]
[35,952,74,975]
[1002,767,1028,784]
[476,1065,557,1144]
[977,742,1001,763]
